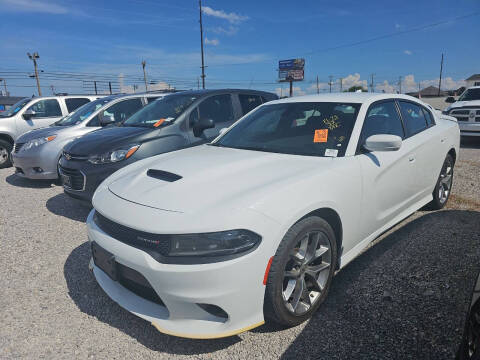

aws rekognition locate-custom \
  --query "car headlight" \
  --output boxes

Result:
[169,229,261,257]
[88,144,140,164]
[21,135,56,152]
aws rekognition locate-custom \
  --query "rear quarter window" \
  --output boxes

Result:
[65,98,91,113]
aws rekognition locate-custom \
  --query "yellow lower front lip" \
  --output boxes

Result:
[151,320,265,339]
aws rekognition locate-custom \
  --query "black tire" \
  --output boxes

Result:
[427,153,454,210]
[0,139,13,169]
[264,216,337,327]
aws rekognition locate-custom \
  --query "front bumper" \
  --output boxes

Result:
[11,146,60,180]
[59,157,134,202]
[86,208,275,339]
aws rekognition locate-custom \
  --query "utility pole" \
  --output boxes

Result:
[94,81,98,95]
[289,79,293,97]
[328,75,333,93]
[438,53,444,96]
[142,60,148,92]
[316,75,319,94]
[109,82,112,94]
[197,77,200,90]
[339,77,343,92]
[370,74,375,93]
[50,85,55,95]
[398,76,402,93]
[418,81,422,99]
[199,0,206,89]
[27,52,41,96]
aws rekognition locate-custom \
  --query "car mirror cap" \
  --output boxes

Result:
[363,134,402,152]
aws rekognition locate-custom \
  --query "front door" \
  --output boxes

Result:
[17,99,63,138]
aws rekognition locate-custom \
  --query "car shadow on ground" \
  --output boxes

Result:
[64,210,480,357]
[6,173,56,188]
[460,137,480,149]
[64,242,241,355]
[46,193,92,222]
[277,210,480,360]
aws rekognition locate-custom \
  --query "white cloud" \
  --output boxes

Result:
[0,0,68,14]
[395,23,401,29]
[375,74,466,94]
[404,50,412,55]
[202,6,249,24]
[341,73,368,90]
[205,37,219,46]
[209,26,239,36]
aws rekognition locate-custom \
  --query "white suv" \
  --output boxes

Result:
[443,86,480,136]
[0,95,100,167]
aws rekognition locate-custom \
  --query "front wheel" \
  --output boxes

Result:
[264,216,337,327]
[0,139,13,168]
[427,153,454,210]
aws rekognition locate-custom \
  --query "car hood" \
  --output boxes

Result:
[447,100,480,111]
[105,144,333,214]
[63,126,154,155]
[16,126,66,143]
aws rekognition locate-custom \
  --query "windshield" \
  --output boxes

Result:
[213,102,361,157]
[123,94,198,127]
[458,88,480,101]
[54,98,112,126]
[0,98,30,117]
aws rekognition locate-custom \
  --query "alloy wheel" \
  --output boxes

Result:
[439,159,453,204]
[282,231,331,315]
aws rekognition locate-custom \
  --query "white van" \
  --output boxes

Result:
[0,95,100,168]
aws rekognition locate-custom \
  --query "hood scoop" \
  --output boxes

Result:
[146,169,182,182]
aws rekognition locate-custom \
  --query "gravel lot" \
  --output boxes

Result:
[1,138,480,359]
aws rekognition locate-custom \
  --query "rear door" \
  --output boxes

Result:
[17,98,63,135]
[356,100,416,239]
[397,100,443,200]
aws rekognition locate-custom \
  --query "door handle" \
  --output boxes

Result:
[441,138,446,143]
[409,156,415,163]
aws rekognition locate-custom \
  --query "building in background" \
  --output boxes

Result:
[466,74,480,87]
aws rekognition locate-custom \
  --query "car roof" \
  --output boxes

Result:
[466,86,480,90]
[268,92,424,105]
[165,89,276,98]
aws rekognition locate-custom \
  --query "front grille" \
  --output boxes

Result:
[93,212,171,257]
[62,151,88,161]
[13,143,25,153]
[59,165,85,190]
[116,262,165,306]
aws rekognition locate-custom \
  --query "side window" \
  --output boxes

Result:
[239,94,263,115]
[422,108,435,127]
[65,98,90,113]
[198,94,234,124]
[398,101,428,136]
[147,97,160,103]
[361,101,405,143]
[27,99,62,118]
[87,98,143,127]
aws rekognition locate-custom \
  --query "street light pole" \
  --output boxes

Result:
[27,52,42,96]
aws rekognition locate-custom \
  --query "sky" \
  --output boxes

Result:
[0,0,479,97]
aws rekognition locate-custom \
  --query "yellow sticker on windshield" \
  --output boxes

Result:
[323,115,340,130]
[314,129,328,143]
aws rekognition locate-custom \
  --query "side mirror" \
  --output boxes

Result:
[99,112,115,126]
[363,134,402,152]
[193,118,215,137]
[445,96,456,103]
[219,127,228,135]
[23,109,36,120]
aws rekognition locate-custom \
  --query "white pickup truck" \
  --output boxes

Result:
[443,86,480,137]
[0,95,100,168]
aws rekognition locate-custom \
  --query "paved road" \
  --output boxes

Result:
[1,139,479,359]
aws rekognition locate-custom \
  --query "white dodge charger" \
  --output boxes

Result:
[86,93,460,339]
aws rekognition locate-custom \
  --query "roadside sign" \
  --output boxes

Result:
[278,58,305,82]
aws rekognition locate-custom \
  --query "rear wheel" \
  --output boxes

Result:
[0,139,13,168]
[428,154,454,210]
[264,216,337,327]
